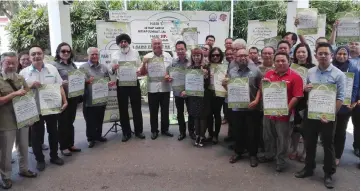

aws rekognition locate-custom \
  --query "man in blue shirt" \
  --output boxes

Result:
[295,43,346,189]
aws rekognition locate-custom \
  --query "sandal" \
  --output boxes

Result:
[229,154,242,163]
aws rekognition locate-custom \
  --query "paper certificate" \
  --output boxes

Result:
[228,78,250,108]
[336,12,360,43]
[290,64,307,87]
[182,27,198,50]
[262,81,288,116]
[92,78,109,105]
[118,61,137,86]
[148,57,165,81]
[308,83,336,121]
[13,91,39,129]
[103,83,119,123]
[68,69,85,98]
[296,8,318,35]
[169,67,185,92]
[344,72,355,105]
[38,84,62,116]
[214,64,228,97]
[185,69,204,97]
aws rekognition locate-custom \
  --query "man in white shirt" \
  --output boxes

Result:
[111,34,145,142]
[20,46,68,172]
[139,37,173,140]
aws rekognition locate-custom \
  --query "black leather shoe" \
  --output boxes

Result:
[324,174,334,189]
[36,162,46,171]
[295,168,314,178]
[151,132,158,140]
[88,141,95,148]
[50,157,64,166]
[19,170,37,178]
[258,156,274,163]
[229,154,242,163]
[161,131,174,137]
[189,133,196,140]
[122,135,131,142]
[212,136,219,144]
[1,179,12,189]
[98,137,108,142]
[250,156,258,167]
[275,165,284,172]
[135,133,146,139]
[354,148,360,157]
[178,134,186,141]
[224,136,233,142]
[69,147,81,152]
[61,149,72,156]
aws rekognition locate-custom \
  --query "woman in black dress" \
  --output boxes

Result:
[181,48,211,147]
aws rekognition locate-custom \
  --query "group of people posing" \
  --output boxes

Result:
[0,22,360,190]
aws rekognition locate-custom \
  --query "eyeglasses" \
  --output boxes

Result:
[211,54,220,57]
[61,50,71,54]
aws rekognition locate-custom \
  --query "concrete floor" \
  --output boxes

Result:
[9,105,360,191]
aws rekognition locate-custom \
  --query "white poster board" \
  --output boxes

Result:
[0,17,10,53]
[98,11,230,51]
[247,20,278,50]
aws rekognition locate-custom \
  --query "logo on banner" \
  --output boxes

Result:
[219,14,227,22]
[209,13,217,22]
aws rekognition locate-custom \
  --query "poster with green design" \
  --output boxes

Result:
[182,27,198,50]
[13,91,39,129]
[91,78,109,105]
[290,64,308,87]
[344,72,355,105]
[213,64,228,97]
[148,57,165,81]
[308,83,336,121]
[169,67,185,92]
[228,78,250,109]
[262,81,288,116]
[296,8,318,35]
[68,69,86,98]
[118,61,137,86]
[185,69,204,97]
[336,11,360,44]
[38,84,62,116]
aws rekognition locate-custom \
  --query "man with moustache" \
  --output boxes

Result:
[111,33,145,142]
[166,41,195,141]
[249,47,261,65]
[139,37,173,140]
[224,38,233,50]
[223,49,262,167]
[0,52,37,189]
[20,46,68,171]
[259,46,276,75]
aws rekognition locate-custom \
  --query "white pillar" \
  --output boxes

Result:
[230,0,234,38]
[47,0,72,56]
[286,0,309,33]
[123,0,127,10]
[179,0,182,11]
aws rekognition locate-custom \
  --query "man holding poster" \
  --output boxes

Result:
[0,52,37,189]
[20,46,68,172]
[295,43,346,189]
[111,34,145,142]
[259,52,303,173]
[223,49,262,167]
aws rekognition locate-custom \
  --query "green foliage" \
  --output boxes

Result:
[5,6,49,52]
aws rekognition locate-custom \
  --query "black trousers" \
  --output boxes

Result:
[58,97,78,150]
[148,92,170,133]
[31,114,59,162]
[194,117,207,137]
[223,101,228,121]
[258,111,264,150]
[232,110,260,156]
[207,96,224,137]
[83,105,106,142]
[335,112,351,159]
[226,108,233,138]
[175,96,194,135]
[352,105,360,150]
[117,81,143,136]
[304,116,336,175]
[28,126,44,147]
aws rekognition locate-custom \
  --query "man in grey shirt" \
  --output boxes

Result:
[223,49,262,167]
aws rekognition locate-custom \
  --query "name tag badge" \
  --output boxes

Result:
[44,75,55,84]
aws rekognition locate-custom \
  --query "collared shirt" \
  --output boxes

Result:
[0,74,29,131]
[263,68,304,121]
[307,64,346,101]
[350,56,360,70]
[258,64,275,76]
[20,63,63,86]
[80,61,110,107]
[52,61,77,96]
[166,57,189,97]
[228,63,262,111]
[111,48,142,81]
[144,51,172,93]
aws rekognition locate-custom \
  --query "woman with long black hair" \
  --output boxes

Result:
[53,42,82,156]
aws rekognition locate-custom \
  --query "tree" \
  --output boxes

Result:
[0,1,37,20]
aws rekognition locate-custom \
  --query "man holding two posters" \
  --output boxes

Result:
[259,52,303,172]
[223,49,262,167]
[111,34,145,142]
[295,43,346,189]
[20,46,68,171]
[0,52,38,189]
